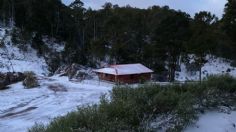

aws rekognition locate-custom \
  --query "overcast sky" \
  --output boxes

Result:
[62,0,227,18]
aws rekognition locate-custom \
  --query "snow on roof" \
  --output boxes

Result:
[94,63,153,75]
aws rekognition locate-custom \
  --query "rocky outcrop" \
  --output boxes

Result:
[54,63,94,80]
[0,72,26,90]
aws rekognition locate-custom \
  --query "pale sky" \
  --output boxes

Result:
[62,0,227,18]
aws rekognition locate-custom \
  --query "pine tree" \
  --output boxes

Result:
[187,11,218,82]
[154,11,191,82]
[222,0,236,57]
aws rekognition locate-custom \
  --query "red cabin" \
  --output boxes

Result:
[94,63,153,84]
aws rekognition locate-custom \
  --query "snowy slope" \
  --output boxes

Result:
[0,76,113,132]
[0,27,48,75]
[176,56,236,81]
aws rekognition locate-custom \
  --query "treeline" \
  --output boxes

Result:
[0,0,235,81]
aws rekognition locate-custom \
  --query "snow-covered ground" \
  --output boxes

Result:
[0,76,113,132]
[185,111,236,132]
[176,56,236,81]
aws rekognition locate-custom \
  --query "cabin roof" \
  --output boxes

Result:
[94,63,153,75]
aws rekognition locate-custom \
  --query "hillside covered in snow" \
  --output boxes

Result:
[0,27,48,75]
[0,26,67,75]
[176,55,236,81]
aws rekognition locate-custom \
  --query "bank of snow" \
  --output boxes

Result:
[0,76,113,132]
[185,111,236,132]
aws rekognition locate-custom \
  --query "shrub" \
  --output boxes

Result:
[205,75,236,93]
[23,71,39,88]
[152,89,180,112]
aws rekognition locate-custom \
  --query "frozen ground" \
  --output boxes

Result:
[0,76,113,132]
[185,111,236,132]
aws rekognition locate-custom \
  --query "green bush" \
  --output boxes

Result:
[29,75,236,132]
[205,75,236,93]
[23,71,39,88]
[28,123,46,132]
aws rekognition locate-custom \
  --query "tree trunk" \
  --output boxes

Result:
[199,66,202,83]
[56,9,60,35]
[171,66,175,82]
[51,23,54,38]
[169,55,178,82]
[169,63,176,82]
[93,19,96,40]
[9,0,14,28]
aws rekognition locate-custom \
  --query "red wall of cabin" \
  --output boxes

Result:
[97,73,151,84]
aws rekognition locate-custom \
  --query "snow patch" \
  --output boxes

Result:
[185,111,236,132]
